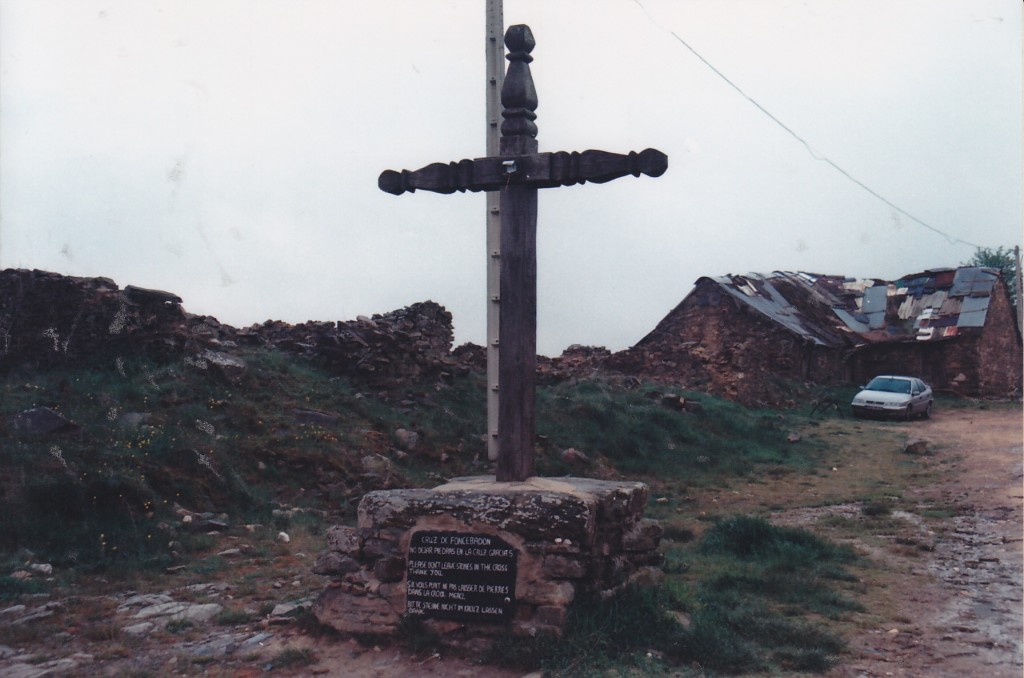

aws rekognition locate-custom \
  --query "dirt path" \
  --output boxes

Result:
[831,408,1023,678]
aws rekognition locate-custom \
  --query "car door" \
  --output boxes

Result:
[910,379,925,413]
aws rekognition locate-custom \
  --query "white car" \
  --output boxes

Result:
[851,375,933,420]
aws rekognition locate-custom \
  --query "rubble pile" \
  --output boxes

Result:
[537,344,611,382]
[229,302,456,386]
[0,269,457,388]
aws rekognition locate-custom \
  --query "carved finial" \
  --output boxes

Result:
[501,25,538,139]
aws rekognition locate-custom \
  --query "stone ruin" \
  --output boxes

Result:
[0,268,666,646]
[312,476,663,645]
[0,268,618,391]
[0,269,458,388]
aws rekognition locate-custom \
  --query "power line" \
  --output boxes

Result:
[631,0,984,250]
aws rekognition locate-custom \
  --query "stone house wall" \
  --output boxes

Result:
[848,280,1022,397]
[609,281,846,406]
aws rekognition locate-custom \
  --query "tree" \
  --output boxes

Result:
[963,245,1019,310]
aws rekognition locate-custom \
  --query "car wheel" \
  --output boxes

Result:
[904,405,913,421]
[923,401,932,419]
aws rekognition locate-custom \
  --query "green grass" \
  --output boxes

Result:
[535,379,822,479]
[485,582,689,676]
[0,355,831,569]
[667,516,857,674]
[0,574,47,601]
[214,607,254,625]
[483,517,856,676]
[269,647,317,669]
[0,350,426,567]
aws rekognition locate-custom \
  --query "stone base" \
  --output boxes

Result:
[312,476,663,642]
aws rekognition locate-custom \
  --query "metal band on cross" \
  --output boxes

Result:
[379,24,667,482]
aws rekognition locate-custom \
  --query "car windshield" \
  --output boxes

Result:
[865,377,911,394]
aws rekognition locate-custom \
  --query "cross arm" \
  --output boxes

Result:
[378,148,667,196]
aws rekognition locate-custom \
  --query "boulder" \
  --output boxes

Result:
[9,407,78,435]
[902,438,931,455]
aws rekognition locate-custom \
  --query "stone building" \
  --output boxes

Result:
[610,267,1021,405]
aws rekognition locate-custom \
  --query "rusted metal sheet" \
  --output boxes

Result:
[833,308,870,334]
[949,267,997,297]
[863,285,888,330]
[713,273,842,347]
[703,266,1003,349]
[957,295,990,328]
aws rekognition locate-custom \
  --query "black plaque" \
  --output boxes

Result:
[405,531,518,622]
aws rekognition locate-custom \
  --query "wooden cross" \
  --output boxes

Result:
[379,24,667,482]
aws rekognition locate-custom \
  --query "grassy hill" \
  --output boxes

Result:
[1,347,826,571]
[4,346,903,675]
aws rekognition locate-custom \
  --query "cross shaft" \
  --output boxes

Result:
[379,24,667,481]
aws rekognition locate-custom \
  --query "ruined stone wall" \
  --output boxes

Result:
[0,269,456,387]
[608,282,841,406]
[234,302,456,386]
[848,340,956,392]
[0,269,191,372]
[974,280,1022,396]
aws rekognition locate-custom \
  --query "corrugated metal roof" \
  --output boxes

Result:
[863,286,887,329]
[714,274,834,346]
[833,308,870,333]
[949,267,997,297]
[706,266,1002,346]
[957,295,990,328]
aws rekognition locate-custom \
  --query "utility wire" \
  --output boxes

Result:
[632,0,983,250]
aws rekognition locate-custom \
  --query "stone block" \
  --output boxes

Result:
[622,518,663,552]
[542,555,587,579]
[902,438,930,455]
[373,556,406,583]
[362,537,397,561]
[325,525,362,555]
[587,555,636,590]
[313,587,401,634]
[359,484,594,545]
[320,476,662,644]
[521,580,575,607]
[313,551,360,576]
[627,550,665,568]
[524,540,583,555]
[595,524,624,552]
[595,485,648,523]
[626,566,666,589]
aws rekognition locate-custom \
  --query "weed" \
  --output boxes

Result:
[660,524,696,542]
[269,646,316,669]
[165,618,195,634]
[188,556,226,575]
[0,575,46,601]
[396,615,442,655]
[862,501,893,517]
[214,607,253,625]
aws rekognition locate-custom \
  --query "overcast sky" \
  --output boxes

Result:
[1,0,1020,355]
